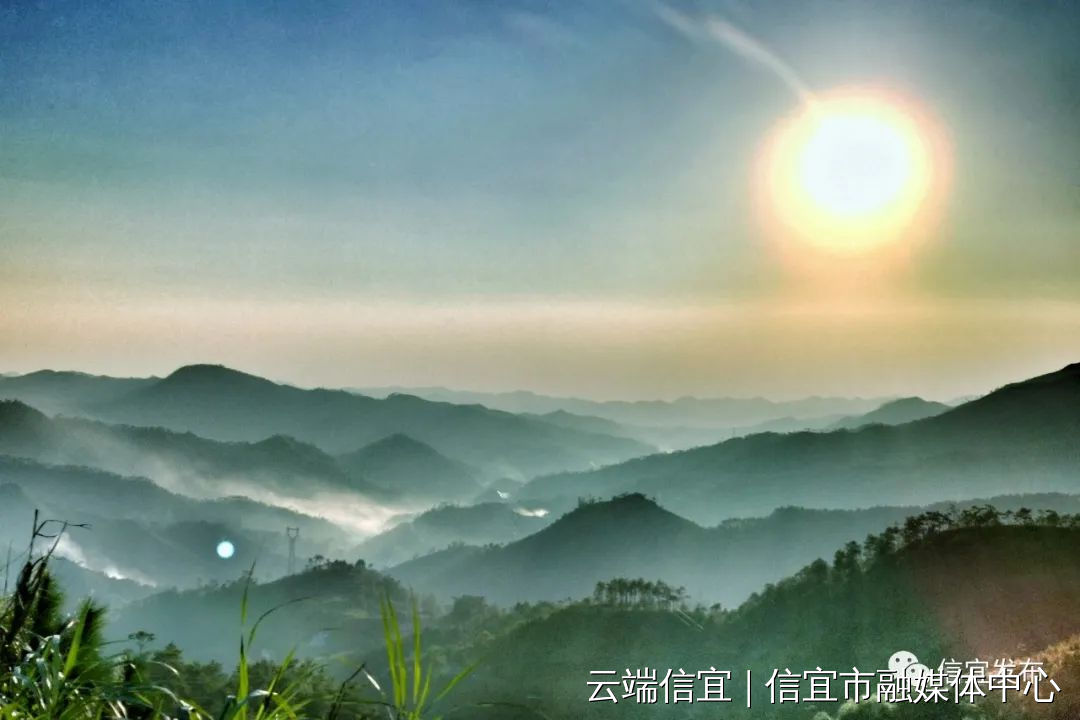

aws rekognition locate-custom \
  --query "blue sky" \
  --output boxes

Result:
[2,0,1078,398]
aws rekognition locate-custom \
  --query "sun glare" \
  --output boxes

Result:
[756,88,948,255]
[215,540,235,559]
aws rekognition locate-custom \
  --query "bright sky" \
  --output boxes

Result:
[2,1,1078,399]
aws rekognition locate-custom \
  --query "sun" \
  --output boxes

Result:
[798,109,913,217]
[755,88,947,254]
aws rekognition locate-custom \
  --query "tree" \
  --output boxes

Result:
[128,629,156,653]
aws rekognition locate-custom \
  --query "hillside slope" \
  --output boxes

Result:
[0,399,378,499]
[0,456,352,587]
[109,559,409,664]
[356,501,552,567]
[90,365,653,478]
[0,370,153,415]
[522,363,1080,522]
[454,521,1080,719]
[828,396,950,430]
[390,491,1080,609]
[337,433,481,503]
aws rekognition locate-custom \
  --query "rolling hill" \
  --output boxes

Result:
[449,521,1080,720]
[0,456,353,588]
[357,385,889,430]
[78,365,654,479]
[108,557,409,663]
[355,500,553,567]
[828,396,951,430]
[0,399,379,500]
[0,370,153,416]
[388,491,1080,609]
[520,363,1080,522]
[337,433,481,503]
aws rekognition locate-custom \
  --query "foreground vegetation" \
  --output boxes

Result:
[5,503,1080,719]
[0,513,481,719]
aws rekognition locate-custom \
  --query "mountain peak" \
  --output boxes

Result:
[551,492,698,534]
[158,365,280,393]
[339,433,479,502]
[878,396,941,409]
[345,434,458,467]
[363,432,434,454]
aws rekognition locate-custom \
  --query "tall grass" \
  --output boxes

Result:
[365,594,475,720]
[1,516,474,720]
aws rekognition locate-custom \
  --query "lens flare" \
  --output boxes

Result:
[216,540,235,559]
[755,87,949,256]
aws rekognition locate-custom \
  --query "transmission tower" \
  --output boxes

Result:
[286,527,300,575]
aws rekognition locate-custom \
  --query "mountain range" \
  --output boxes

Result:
[355,384,891,429]
[387,490,1080,609]
[0,366,653,480]
[0,394,625,510]
[0,399,380,500]
[520,363,1080,522]
[0,456,351,589]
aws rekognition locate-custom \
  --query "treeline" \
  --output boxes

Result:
[839,504,1076,572]
[590,578,689,609]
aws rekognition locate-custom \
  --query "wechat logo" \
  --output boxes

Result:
[888,651,931,680]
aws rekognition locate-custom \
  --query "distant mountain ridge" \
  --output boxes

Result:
[0,370,153,415]
[0,399,380,500]
[520,363,1080,522]
[356,384,891,430]
[828,396,950,430]
[0,365,653,480]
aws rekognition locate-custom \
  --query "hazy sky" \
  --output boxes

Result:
[2,0,1079,399]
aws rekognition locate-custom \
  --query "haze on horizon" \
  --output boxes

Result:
[2,1,1079,401]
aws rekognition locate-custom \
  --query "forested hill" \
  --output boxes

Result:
[454,514,1080,719]
[108,558,410,664]
[389,491,1080,608]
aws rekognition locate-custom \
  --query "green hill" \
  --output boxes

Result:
[389,491,1080,609]
[390,494,705,604]
[108,558,410,664]
[337,433,481,503]
[828,396,951,430]
[450,518,1080,719]
[355,501,552,567]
